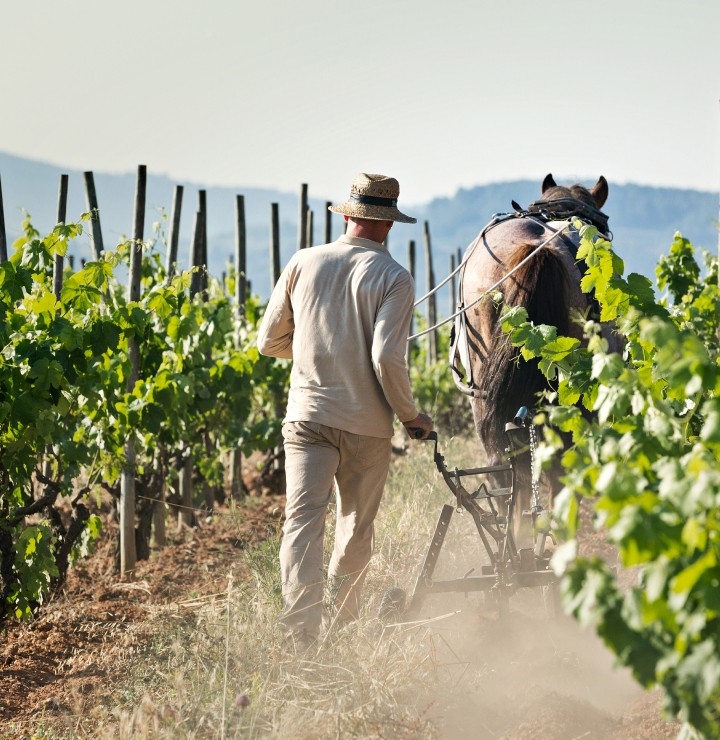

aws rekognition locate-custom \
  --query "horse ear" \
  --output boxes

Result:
[590,176,609,208]
[541,173,557,193]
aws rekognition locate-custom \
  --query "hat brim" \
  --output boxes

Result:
[328,202,417,224]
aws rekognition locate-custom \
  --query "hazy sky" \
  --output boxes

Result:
[3,0,719,204]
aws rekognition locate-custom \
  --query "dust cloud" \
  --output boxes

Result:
[395,506,675,739]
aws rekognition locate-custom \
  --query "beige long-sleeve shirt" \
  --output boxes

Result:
[257,233,419,438]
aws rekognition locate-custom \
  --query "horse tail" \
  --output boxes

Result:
[477,243,571,456]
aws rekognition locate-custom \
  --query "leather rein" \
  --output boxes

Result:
[448,197,611,397]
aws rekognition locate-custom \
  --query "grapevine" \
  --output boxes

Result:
[0,214,290,625]
[502,222,720,737]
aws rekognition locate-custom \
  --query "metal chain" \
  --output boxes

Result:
[529,421,540,511]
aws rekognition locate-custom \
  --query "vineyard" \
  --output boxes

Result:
[0,178,719,737]
[0,205,291,623]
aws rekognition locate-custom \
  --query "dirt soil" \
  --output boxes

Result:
[0,464,682,739]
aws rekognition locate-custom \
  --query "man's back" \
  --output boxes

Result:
[258,234,417,437]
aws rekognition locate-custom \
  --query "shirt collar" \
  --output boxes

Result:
[337,233,388,252]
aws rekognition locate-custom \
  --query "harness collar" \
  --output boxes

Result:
[516,196,612,240]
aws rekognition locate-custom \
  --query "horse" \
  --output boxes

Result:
[453,173,618,547]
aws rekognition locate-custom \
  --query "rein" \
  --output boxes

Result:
[408,213,571,341]
[409,193,611,342]
[449,219,573,398]
[412,211,513,310]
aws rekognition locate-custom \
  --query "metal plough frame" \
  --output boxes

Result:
[392,409,560,619]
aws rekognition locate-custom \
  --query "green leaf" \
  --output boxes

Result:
[700,399,720,444]
[591,352,625,382]
[670,550,717,602]
[148,291,176,320]
[540,336,580,361]
[0,261,33,301]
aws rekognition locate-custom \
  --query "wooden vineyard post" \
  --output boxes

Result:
[270,203,280,286]
[176,208,205,529]
[406,239,416,367]
[120,165,146,576]
[198,190,208,295]
[297,183,308,251]
[235,195,247,320]
[450,253,457,318]
[83,171,104,261]
[189,208,205,296]
[423,221,437,366]
[0,173,9,263]
[154,184,183,546]
[229,195,247,501]
[151,455,166,549]
[306,206,314,248]
[269,203,285,495]
[41,176,70,494]
[324,201,332,244]
[53,175,69,299]
[165,185,184,278]
[177,456,193,531]
[198,190,215,510]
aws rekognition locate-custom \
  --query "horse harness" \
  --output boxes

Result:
[449,198,611,398]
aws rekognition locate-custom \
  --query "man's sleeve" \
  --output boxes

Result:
[257,267,294,359]
[371,273,419,423]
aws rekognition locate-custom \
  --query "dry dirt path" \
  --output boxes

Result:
[1,488,682,739]
[0,493,284,737]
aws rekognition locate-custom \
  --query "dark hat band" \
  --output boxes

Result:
[349,193,398,207]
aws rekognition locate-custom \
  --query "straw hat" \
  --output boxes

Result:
[328,173,417,224]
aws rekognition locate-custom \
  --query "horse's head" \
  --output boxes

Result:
[534,173,610,234]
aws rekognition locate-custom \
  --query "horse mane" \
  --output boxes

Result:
[476,242,571,456]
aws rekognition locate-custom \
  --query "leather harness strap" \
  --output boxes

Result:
[449,200,604,398]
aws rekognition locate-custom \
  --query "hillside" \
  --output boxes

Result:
[0,151,717,304]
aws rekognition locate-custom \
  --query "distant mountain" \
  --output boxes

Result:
[0,151,335,299]
[0,152,717,308]
[421,180,719,283]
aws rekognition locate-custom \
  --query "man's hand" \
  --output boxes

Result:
[402,412,434,440]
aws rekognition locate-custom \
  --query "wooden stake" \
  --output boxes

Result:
[230,195,247,501]
[0,173,7,263]
[165,185,184,278]
[53,175,69,299]
[234,195,247,320]
[189,209,204,297]
[406,239,416,367]
[423,221,437,366]
[297,183,308,250]
[120,164,146,577]
[450,253,457,317]
[306,206,313,248]
[83,171,104,261]
[270,203,281,286]
[198,190,208,294]
[324,201,332,244]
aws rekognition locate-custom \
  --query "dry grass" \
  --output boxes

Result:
[23,433,486,739]
[20,432,665,739]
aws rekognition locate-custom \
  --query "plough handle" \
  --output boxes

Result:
[408,428,438,441]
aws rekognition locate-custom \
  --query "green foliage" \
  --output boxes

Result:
[0,214,291,627]
[503,221,720,737]
[11,525,58,619]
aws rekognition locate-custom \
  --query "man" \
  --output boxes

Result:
[257,172,433,645]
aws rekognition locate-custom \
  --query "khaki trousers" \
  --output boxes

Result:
[279,421,392,635]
